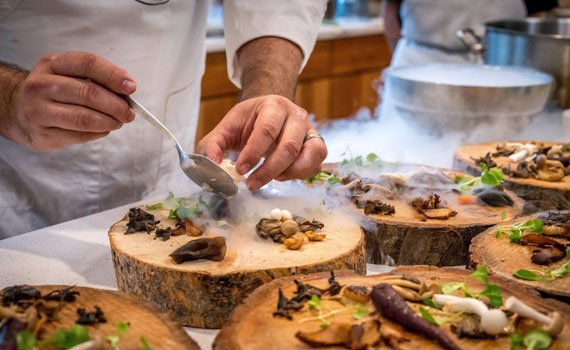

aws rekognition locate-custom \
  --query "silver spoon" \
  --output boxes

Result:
[126,96,238,196]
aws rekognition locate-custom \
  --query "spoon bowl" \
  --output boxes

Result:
[126,96,238,196]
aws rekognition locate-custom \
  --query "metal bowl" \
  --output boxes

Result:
[386,63,553,133]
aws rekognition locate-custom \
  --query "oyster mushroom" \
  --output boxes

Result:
[536,155,565,182]
[504,296,564,336]
[169,236,226,263]
[256,218,283,242]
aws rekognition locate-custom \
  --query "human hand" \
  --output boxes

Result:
[5,51,136,151]
[197,95,327,191]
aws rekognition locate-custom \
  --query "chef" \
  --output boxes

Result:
[0,0,328,238]
[382,0,527,67]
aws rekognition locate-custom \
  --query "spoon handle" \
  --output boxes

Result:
[125,96,181,148]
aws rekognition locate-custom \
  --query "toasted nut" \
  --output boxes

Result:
[281,220,299,237]
[185,220,203,237]
[543,224,567,236]
[284,236,304,250]
[305,230,326,241]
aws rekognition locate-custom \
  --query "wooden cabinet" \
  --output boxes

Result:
[196,34,391,144]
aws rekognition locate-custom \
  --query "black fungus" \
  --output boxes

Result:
[76,305,107,325]
[363,200,396,215]
[155,227,172,241]
[1,285,41,306]
[42,286,80,303]
[169,236,226,264]
[125,208,158,234]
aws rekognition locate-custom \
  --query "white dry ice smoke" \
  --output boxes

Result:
[318,73,568,169]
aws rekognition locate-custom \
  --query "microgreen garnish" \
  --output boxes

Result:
[514,249,570,282]
[422,298,438,309]
[305,170,341,186]
[145,203,164,210]
[107,321,130,349]
[16,331,37,350]
[441,266,503,307]
[44,325,90,349]
[510,329,552,350]
[141,336,152,350]
[340,152,381,169]
[419,307,439,326]
[168,196,209,220]
[455,162,504,193]
[565,142,570,152]
[352,304,368,320]
[500,211,507,221]
[495,219,544,242]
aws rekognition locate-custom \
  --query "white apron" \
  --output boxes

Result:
[0,0,326,238]
[390,0,527,67]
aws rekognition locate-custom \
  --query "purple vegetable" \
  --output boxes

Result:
[371,283,460,350]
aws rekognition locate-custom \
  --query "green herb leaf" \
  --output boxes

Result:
[366,153,379,161]
[513,269,542,281]
[352,304,368,320]
[422,298,438,308]
[419,307,439,326]
[441,282,474,298]
[469,266,489,285]
[508,228,523,243]
[523,329,552,350]
[481,166,504,187]
[45,325,90,349]
[551,249,570,279]
[16,331,37,350]
[526,219,544,233]
[565,143,570,152]
[500,211,507,221]
[141,336,152,350]
[145,203,164,210]
[308,295,321,310]
[509,333,524,350]
[320,320,330,329]
[479,284,503,308]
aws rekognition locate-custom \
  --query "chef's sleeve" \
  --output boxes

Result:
[223,0,327,88]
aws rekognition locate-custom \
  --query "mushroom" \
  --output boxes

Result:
[433,294,508,335]
[280,219,299,237]
[342,285,370,304]
[504,296,564,336]
[169,236,226,263]
[509,149,529,163]
[536,155,565,182]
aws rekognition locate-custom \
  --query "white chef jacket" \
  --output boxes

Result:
[0,0,326,238]
[390,0,526,67]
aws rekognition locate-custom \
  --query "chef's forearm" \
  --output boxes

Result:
[0,62,27,134]
[237,36,303,101]
[382,0,403,52]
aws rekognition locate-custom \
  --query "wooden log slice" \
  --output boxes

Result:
[322,163,524,266]
[1,285,197,349]
[214,267,570,350]
[470,214,570,299]
[454,142,570,214]
[109,209,366,329]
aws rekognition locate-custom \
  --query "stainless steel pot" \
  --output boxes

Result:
[457,18,570,108]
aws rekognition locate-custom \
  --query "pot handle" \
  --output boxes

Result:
[456,28,484,55]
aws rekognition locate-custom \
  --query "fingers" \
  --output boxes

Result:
[235,100,290,176]
[43,75,134,123]
[43,51,136,95]
[196,133,227,165]
[45,103,123,132]
[245,109,309,190]
[275,131,328,181]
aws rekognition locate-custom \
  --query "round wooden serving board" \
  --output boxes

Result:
[214,266,570,350]
[454,142,570,213]
[470,214,570,299]
[323,163,524,266]
[109,209,366,328]
[1,285,197,349]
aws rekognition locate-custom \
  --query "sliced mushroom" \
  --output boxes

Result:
[342,285,370,304]
[169,236,226,263]
[296,322,352,347]
[421,208,457,220]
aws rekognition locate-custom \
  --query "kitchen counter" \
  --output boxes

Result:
[206,17,384,53]
[0,193,393,350]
